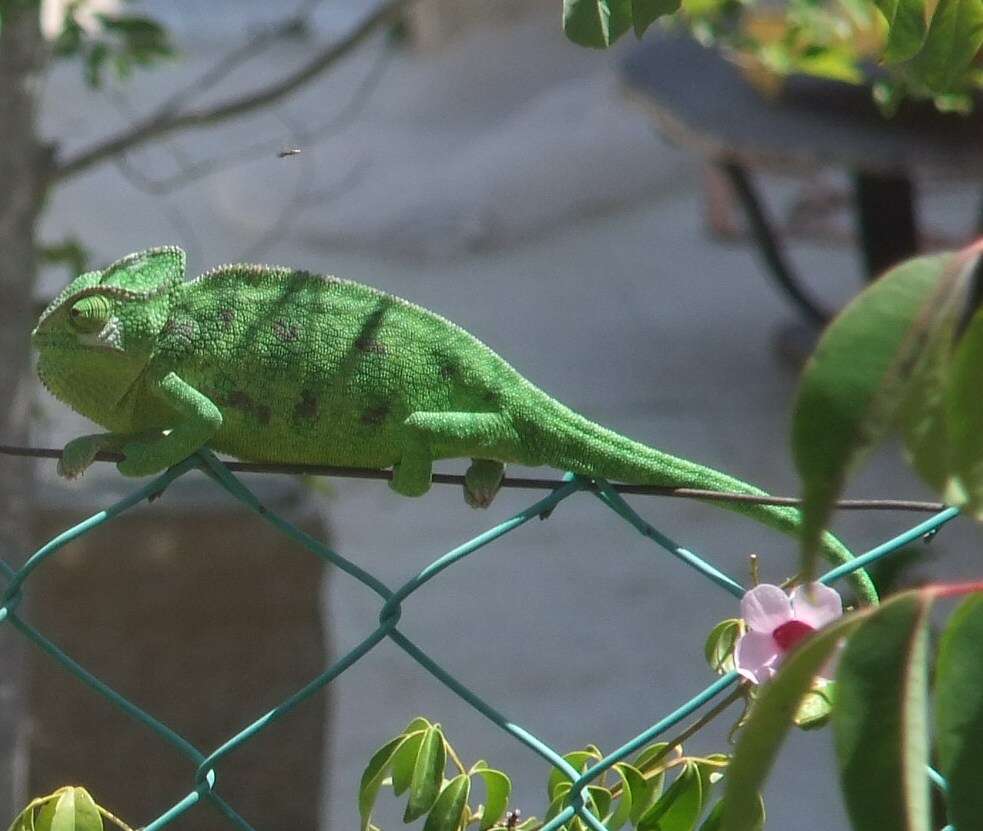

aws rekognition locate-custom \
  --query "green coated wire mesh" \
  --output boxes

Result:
[0,450,961,831]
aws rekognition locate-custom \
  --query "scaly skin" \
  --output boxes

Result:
[32,247,876,602]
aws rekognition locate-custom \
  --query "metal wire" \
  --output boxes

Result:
[0,445,948,511]
[0,450,956,830]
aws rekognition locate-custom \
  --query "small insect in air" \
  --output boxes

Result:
[277,147,302,158]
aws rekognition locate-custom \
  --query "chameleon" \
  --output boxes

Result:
[32,246,876,602]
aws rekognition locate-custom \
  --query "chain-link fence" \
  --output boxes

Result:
[0,450,959,830]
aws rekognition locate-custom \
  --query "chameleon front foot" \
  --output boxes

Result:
[464,459,504,509]
[390,454,433,497]
[58,435,111,479]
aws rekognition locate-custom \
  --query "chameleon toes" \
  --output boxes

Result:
[57,436,104,479]
[56,459,85,480]
[464,459,505,509]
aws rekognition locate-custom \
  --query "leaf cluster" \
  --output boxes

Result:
[7,786,132,831]
[359,717,513,831]
[50,1,175,87]
[562,0,983,108]
[563,0,682,47]
[791,242,983,581]
[359,719,759,831]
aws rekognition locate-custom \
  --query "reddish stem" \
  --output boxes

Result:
[930,581,983,599]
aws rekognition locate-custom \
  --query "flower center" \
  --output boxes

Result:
[772,619,815,652]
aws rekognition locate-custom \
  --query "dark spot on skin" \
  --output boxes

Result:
[482,390,499,406]
[218,308,236,328]
[294,391,319,421]
[273,320,299,342]
[162,319,196,339]
[440,364,455,380]
[361,404,389,426]
[217,389,272,425]
[355,336,387,355]
[227,390,255,412]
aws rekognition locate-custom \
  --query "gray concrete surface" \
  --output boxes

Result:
[31,4,983,830]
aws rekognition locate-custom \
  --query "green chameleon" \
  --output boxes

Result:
[32,246,875,601]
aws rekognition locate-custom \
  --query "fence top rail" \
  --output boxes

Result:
[0,444,945,512]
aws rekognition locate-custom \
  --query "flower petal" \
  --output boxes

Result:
[740,584,793,632]
[790,583,843,629]
[734,630,782,685]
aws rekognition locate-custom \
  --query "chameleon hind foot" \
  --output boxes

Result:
[464,459,504,509]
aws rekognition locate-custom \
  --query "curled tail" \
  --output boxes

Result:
[516,395,877,604]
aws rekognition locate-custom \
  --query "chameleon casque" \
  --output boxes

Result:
[32,246,875,601]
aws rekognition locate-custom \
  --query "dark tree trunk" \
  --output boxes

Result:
[0,4,50,820]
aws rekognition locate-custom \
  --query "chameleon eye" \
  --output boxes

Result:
[68,295,111,334]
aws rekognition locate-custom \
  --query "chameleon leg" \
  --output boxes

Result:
[59,433,130,479]
[391,411,517,503]
[117,372,223,477]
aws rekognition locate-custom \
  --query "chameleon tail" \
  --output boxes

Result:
[519,397,878,604]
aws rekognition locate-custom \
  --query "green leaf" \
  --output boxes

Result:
[7,794,58,831]
[909,0,983,90]
[633,0,683,36]
[562,0,632,47]
[634,742,672,773]
[722,612,864,831]
[834,591,933,831]
[544,785,572,824]
[392,730,427,796]
[902,244,983,498]
[793,681,835,730]
[697,799,725,831]
[405,726,447,822]
[7,807,35,831]
[471,763,511,831]
[404,716,433,733]
[698,795,763,831]
[704,620,742,675]
[423,774,471,831]
[34,789,102,831]
[83,43,109,88]
[638,762,702,831]
[792,248,977,580]
[615,762,656,824]
[585,785,612,821]
[694,754,729,795]
[934,592,983,830]
[605,772,633,831]
[359,735,409,831]
[943,302,983,517]
[99,15,168,36]
[548,750,601,801]
[874,0,928,60]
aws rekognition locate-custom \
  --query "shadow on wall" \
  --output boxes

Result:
[26,479,329,831]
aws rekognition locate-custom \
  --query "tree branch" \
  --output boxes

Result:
[108,42,392,196]
[52,0,413,182]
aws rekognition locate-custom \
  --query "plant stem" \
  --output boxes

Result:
[97,806,136,831]
[608,682,748,798]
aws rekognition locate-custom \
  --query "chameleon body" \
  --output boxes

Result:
[32,247,875,602]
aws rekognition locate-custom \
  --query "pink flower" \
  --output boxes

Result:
[734,583,842,685]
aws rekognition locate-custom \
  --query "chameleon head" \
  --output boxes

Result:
[32,246,185,418]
